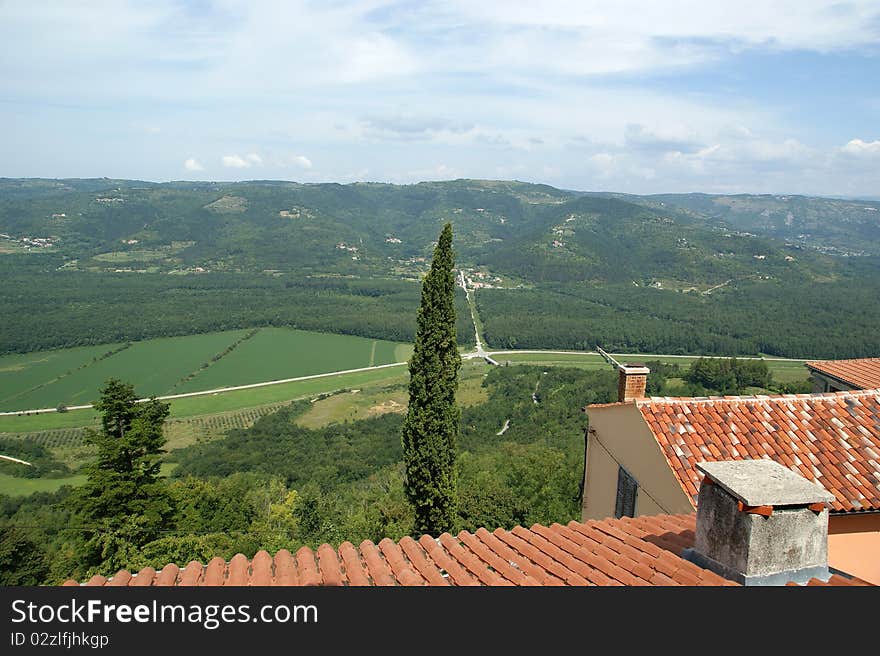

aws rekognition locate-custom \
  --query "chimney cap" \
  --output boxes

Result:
[696,460,834,508]
[619,363,649,374]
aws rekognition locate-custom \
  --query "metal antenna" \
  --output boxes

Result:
[596,346,621,370]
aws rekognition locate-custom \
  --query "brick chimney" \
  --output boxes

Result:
[617,363,649,402]
[683,460,835,586]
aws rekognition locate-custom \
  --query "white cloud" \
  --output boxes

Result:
[222,153,262,168]
[444,1,880,57]
[1,1,878,195]
[222,155,248,168]
[656,136,815,175]
[589,153,618,179]
[6,1,878,107]
[841,139,880,157]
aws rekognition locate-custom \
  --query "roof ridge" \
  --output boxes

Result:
[634,388,880,405]
[806,357,880,365]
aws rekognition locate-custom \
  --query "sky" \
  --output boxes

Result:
[1,0,879,196]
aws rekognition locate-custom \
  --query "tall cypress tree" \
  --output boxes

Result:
[402,222,461,535]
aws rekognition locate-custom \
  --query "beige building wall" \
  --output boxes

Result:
[582,403,693,521]
[809,371,854,393]
[827,514,880,585]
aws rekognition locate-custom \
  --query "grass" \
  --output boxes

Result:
[492,352,609,369]
[92,249,169,263]
[0,346,811,434]
[0,409,100,433]
[174,328,408,392]
[163,403,289,449]
[0,343,123,409]
[295,359,488,429]
[166,365,410,418]
[296,388,409,428]
[763,359,813,384]
[457,361,491,406]
[0,472,87,496]
[0,327,409,413]
[0,364,411,433]
[2,330,251,411]
[0,463,177,497]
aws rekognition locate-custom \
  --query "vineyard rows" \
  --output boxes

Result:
[173,403,287,433]
[0,427,88,448]
[1,403,288,449]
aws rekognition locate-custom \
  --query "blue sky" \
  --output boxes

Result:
[1,1,879,196]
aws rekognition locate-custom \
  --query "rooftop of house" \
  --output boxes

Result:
[805,357,880,390]
[63,513,870,587]
[590,389,880,513]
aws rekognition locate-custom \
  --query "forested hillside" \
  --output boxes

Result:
[634,193,880,256]
[2,177,878,358]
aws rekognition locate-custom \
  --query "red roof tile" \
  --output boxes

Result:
[62,514,768,587]
[789,574,873,587]
[806,358,880,390]
[633,389,880,513]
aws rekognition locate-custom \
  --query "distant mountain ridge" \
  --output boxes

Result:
[590,190,880,257]
[2,177,876,281]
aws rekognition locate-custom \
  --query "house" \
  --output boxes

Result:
[65,460,869,587]
[581,364,880,584]
[805,357,880,392]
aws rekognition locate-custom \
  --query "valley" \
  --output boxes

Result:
[0,177,872,519]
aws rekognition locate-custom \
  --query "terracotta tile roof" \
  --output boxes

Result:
[633,389,880,513]
[806,358,880,390]
[64,514,741,587]
[787,574,873,587]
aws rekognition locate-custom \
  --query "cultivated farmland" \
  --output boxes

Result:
[0,343,124,409]
[1,330,251,411]
[0,327,411,412]
[173,327,411,392]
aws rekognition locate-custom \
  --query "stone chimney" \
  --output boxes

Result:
[683,460,835,586]
[617,363,649,402]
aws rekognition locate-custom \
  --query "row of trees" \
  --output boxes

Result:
[683,357,771,395]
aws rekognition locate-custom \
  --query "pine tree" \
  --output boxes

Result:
[67,378,173,575]
[402,223,461,535]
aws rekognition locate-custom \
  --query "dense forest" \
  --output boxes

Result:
[477,269,880,358]
[0,258,473,353]
[2,177,879,358]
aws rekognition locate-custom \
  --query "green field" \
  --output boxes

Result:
[166,364,410,418]
[175,327,411,392]
[0,463,178,497]
[296,359,489,429]
[0,343,124,408]
[0,331,250,411]
[0,472,87,496]
[491,352,609,368]
[0,328,410,412]
[0,363,410,434]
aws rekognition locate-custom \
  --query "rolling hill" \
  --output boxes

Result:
[1,178,878,358]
